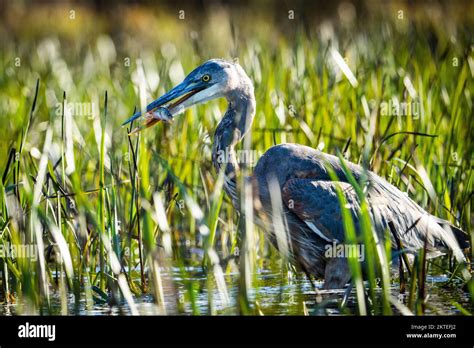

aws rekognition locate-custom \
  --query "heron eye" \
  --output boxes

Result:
[201,74,211,82]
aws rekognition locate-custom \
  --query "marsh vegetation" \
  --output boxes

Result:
[0,1,472,315]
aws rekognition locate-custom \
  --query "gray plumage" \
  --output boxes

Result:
[124,59,470,289]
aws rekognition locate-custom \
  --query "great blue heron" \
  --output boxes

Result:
[123,59,470,289]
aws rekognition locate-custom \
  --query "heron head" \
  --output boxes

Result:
[123,59,244,133]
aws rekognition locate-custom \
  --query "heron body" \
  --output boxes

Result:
[123,59,470,288]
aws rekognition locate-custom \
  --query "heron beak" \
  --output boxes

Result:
[122,81,206,134]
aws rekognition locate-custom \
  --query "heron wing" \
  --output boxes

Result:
[282,178,361,243]
[281,177,466,263]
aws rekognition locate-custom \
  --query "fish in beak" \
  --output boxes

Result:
[122,80,207,134]
[122,77,223,135]
[126,107,172,135]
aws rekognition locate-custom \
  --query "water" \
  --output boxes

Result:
[1,266,471,315]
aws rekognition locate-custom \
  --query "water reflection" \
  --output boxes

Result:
[1,268,471,316]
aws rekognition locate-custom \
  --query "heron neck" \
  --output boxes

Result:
[212,91,256,206]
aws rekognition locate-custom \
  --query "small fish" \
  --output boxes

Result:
[153,107,173,122]
[128,107,173,135]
